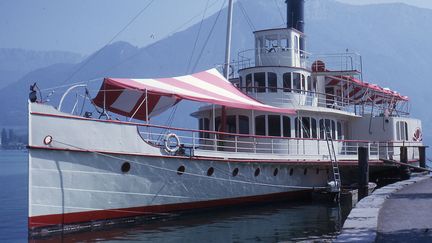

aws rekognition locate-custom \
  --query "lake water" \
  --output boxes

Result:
[1,150,351,242]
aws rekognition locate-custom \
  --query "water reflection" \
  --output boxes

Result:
[31,200,349,243]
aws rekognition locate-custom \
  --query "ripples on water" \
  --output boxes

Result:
[1,150,354,242]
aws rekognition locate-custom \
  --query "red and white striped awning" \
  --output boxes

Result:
[325,75,409,103]
[93,69,296,121]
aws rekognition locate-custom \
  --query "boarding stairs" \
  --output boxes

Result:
[325,129,341,194]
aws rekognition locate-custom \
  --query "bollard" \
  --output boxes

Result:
[399,146,410,180]
[419,146,426,169]
[358,146,369,200]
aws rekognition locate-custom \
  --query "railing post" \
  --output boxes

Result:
[358,146,369,200]
[400,146,410,180]
[368,142,371,158]
[235,136,238,153]
[192,132,196,154]
[419,146,426,169]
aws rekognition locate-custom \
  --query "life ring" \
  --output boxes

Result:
[164,133,180,153]
[413,127,423,142]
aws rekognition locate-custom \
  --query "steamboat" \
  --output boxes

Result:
[28,0,423,236]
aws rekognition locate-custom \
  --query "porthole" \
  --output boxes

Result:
[207,167,214,176]
[177,165,185,175]
[304,168,308,175]
[254,168,260,177]
[121,162,131,173]
[273,168,279,176]
[232,168,239,177]
[289,168,294,176]
[316,168,320,175]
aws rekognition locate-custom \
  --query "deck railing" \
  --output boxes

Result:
[138,123,422,161]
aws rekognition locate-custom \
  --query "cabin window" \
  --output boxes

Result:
[302,117,311,138]
[331,120,336,139]
[283,116,291,138]
[337,121,343,140]
[227,115,237,134]
[294,36,299,52]
[281,37,289,49]
[268,72,277,92]
[307,76,312,92]
[311,118,317,138]
[255,115,266,136]
[396,122,401,140]
[199,118,210,138]
[301,74,306,93]
[215,117,221,132]
[293,73,301,93]
[319,119,325,139]
[254,72,266,93]
[299,37,305,52]
[268,115,281,137]
[246,74,252,92]
[295,118,301,138]
[319,119,336,139]
[239,76,243,91]
[239,116,249,134]
[283,73,292,92]
[396,121,408,141]
[265,35,278,52]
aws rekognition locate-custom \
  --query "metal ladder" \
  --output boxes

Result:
[325,129,341,194]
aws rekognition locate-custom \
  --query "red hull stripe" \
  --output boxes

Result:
[29,190,311,229]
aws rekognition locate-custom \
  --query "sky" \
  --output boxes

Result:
[0,0,431,55]
[337,0,432,9]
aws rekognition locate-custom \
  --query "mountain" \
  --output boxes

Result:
[0,48,82,89]
[0,0,430,143]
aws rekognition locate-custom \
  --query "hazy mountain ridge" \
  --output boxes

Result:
[0,0,430,143]
[0,48,82,89]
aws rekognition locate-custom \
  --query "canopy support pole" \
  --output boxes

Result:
[212,104,216,151]
[221,107,227,133]
[129,90,147,122]
[251,110,255,135]
[145,89,149,124]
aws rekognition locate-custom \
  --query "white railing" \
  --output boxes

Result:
[238,87,358,114]
[137,124,422,161]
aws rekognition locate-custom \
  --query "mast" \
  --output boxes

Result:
[221,0,234,134]
[224,0,234,79]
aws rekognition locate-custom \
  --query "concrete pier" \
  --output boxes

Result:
[334,173,432,242]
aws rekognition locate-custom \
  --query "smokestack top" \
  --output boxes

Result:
[286,0,305,32]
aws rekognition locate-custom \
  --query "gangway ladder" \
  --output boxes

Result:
[325,129,341,196]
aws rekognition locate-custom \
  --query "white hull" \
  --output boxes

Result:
[28,103,330,232]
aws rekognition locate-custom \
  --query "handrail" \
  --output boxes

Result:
[58,84,88,112]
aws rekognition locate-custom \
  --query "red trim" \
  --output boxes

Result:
[29,190,311,229]
[28,145,399,166]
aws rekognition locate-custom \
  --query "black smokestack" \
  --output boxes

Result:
[286,0,305,32]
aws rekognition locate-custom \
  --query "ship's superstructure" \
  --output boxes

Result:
[27,0,423,236]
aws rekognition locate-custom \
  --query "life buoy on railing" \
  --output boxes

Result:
[413,127,423,142]
[164,133,180,154]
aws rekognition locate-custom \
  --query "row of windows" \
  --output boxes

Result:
[396,121,409,141]
[239,72,316,94]
[199,116,343,140]
[256,34,303,53]
[176,165,328,177]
